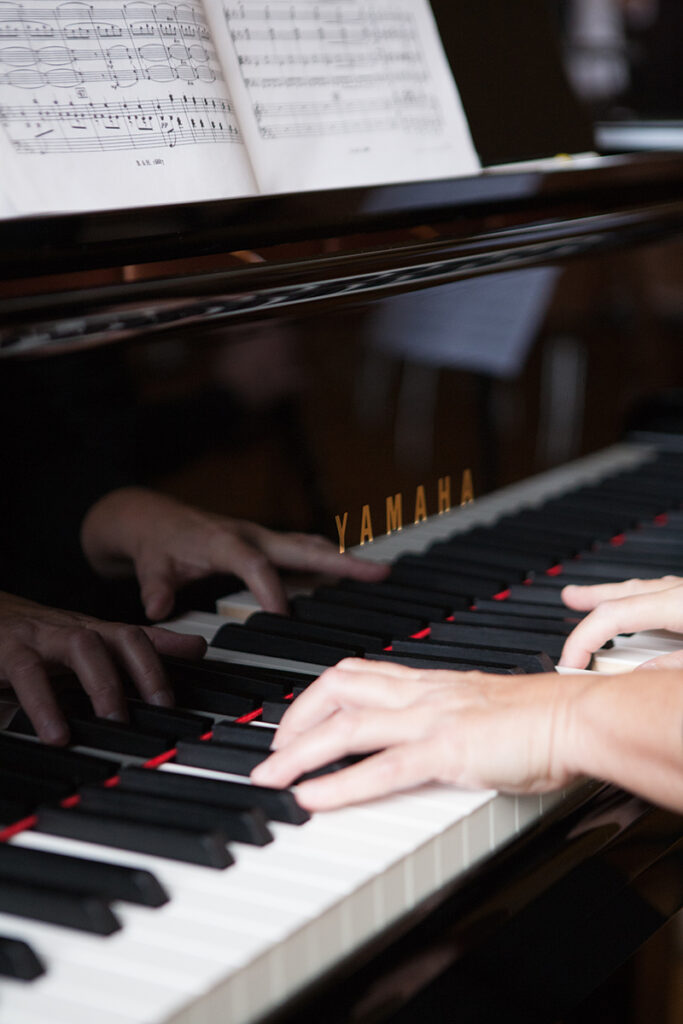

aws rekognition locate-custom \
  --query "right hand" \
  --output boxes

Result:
[559,576,683,670]
[0,591,206,745]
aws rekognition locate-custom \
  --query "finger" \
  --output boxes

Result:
[248,529,389,581]
[252,705,422,788]
[559,588,683,669]
[143,627,206,661]
[562,576,682,611]
[99,624,174,708]
[290,740,437,811]
[205,532,289,614]
[273,662,430,746]
[1,643,69,745]
[136,557,177,621]
[638,649,683,670]
[50,627,130,721]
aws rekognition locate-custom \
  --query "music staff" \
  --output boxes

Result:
[0,93,241,153]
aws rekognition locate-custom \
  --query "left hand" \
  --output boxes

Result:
[250,658,585,810]
[81,488,388,620]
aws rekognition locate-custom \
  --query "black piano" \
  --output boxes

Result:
[0,5,682,1022]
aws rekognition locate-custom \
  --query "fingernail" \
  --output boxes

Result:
[41,721,69,745]
[149,690,174,708]
[106,710,127,723]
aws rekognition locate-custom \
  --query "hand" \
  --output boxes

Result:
[0,591,205,745]
[81,488,389,620]
[250,658,585,810]
[560,576,683,670]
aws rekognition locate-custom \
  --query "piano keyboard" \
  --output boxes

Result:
[0,441,682,1024]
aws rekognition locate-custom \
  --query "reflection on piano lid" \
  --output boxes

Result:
[0,439,681,1024]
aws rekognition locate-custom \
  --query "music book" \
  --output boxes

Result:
[0,0,480,217]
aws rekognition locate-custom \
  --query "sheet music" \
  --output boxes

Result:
[205,0,480,192]
[0,0,256,214]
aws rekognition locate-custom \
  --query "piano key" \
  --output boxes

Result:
[35,806,234,869]
[335,578,468,613]
[76,785,273,847]
[445,609,575,635]
[387,641,554,674]
[0,734,119,788]
[506,584,571,605]
[0,842,168,908]
[472,598,584,621]
[210,623,356,666]
[116,765,310,825]
[556,561,670,581]
[0,798,36,825]
[396,552,527,584]
[174,739,270,776]
[428,622,567,659]
[291,597,423,637]
[261,700,290,724]
[164,656,302,701]
[0,935,44,981]
[388,564,505,599]
[0,769,73,807]
[429,540,554,574]
[245,611,386,653]
[7,714,170,760]
[212,721,275,751]
[165,682,258,718]
[369,653,521,673]
[311,585,448,622]
[0,878,120,936]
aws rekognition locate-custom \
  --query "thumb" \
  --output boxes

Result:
[638,649,683,671]
[136,558,177,621]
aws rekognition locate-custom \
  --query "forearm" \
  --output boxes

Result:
[563,669,683,813]
[80,486,166,577]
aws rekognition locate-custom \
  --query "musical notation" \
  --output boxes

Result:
[0,92,240,153]
[224,1,446,143]
[0,1,242,155]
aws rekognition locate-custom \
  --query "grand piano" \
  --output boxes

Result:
[0,3,682,1022]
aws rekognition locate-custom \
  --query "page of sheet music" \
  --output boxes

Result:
[0,0,257,215]
[205,0,480,193]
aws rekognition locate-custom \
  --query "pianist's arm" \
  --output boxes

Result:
[0,590,205,745]
[80,486,388,621]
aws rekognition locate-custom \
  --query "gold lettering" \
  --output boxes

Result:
[360,504,374,545]
[335,512,348,554]
[437,475,451,514]
[385,492,403,535]
[414,484,428,524]
[460,468,474,505]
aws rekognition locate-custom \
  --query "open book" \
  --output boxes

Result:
[0,0,480,217]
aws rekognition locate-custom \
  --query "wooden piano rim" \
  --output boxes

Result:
[260,783,683,1024]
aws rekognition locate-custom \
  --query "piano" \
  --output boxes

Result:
[1,36,683,1023]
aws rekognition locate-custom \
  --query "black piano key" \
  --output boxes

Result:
[0,935,45,980]
[447,609,575,635]
[617,531,683,551]
[388,641,554,673]
[481,520,599,549]
[296,755,366,783]
[580,550,683,571]
[0,798,35,824]
[460,528,569,562]
[335,578,468,613]
[36,806,234,869]
[175,739,267,776]
[369,652,521,673]
[0,766,74,807]
[428,622,568,660]
[0,734,119,787]
[541,498,641,529]
[9,714,170,759]
[430,539,554,574]
[312,585,447,622]
[125,703,213,741]
[211,623,353,666]
[117,766,309,825]
[165,655,312,689]
[262,701,290,725]
[473,598,584,622]
[166,657,305,701]
[212,721,275,752]
[557,492,668,518]
[0,878,120,935]
[77,786,273,847]
[169,683,258,717]
[388,564,505,600]
[526,573,619,589]
[0,843,168,907]
[291,597,423,638]
[506,584,568,606]
[397,552,526,584]
[557,561,670,581]
[246,612,386,653]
